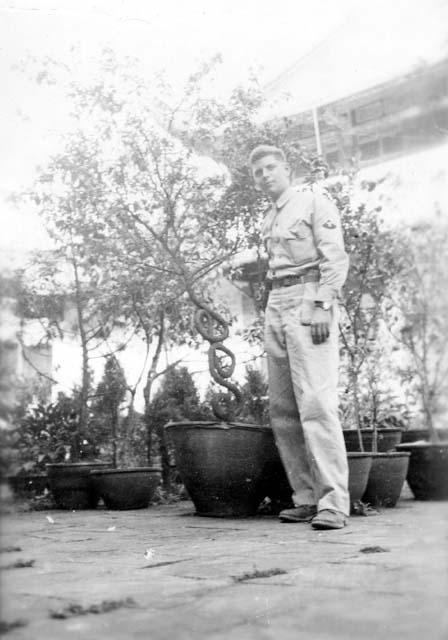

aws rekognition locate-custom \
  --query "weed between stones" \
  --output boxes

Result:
[360,546,390,554]
[49,598,137,619]
[3,559,35,569]
[0,619,28,634]
[233,567,287,583]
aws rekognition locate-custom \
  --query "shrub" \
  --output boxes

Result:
[146,367,209,488]
[11,392,100,474]
[240,365,269,425]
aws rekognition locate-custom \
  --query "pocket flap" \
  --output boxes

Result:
[288,219,312,239]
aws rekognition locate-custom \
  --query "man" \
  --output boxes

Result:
[249,144,350,530]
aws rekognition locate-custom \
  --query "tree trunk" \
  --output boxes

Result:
[349,363,364,452]
[111,405,118,468]
[119,389,137,467]
[422,388,440,443]
[158,427,171,491]
[72,254,90,461]
[143,311,165,466]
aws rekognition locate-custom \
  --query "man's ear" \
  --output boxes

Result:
[284,162,292,177]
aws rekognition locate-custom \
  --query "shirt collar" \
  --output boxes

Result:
[275,187,296,210]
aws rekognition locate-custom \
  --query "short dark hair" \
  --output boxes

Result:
[248,145,287,165]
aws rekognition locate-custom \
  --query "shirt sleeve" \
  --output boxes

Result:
[311,193,349,301]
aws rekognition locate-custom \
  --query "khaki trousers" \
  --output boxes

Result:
[265,283,349,516]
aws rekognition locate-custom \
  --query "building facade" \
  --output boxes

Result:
[274,57,448,171]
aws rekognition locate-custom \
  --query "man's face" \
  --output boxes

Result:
[251,154,291,199]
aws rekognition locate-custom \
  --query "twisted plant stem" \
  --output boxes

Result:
[189,290,242,421]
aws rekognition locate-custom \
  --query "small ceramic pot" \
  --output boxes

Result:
[46,462,111,510]
[362,452,410,507]
[90,467,162,510]
[396,442,448,500]
[347,452,373,512]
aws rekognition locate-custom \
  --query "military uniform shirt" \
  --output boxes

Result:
[262,187,349,301]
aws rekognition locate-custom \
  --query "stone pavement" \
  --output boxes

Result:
[1,493,448,640]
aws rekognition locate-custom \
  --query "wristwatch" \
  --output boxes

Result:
[314,300,332,311]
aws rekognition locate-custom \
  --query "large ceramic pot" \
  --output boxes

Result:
[362,452,410,508]
[90,467,162,510]
[396,442,448,500]
[347,452,372,512]
[344,428,402,452]
[46,462,111,510]
[165,421,279,517]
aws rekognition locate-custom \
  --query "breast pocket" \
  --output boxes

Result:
[288,219,312,240]
[284,219,314,264]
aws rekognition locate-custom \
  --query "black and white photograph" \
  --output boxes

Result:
[1,1,447,638]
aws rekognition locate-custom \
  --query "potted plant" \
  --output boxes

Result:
[20,55,282,515]
[394,220,448,500]
[5,392,109,509]
[87,71,297,516]
[1,411,49,500]
[359,407,410,508]
[326,176,411,509]
[15,214,120,509]
[362,449,410,508]
[89,356,162,510]
[332,176,407,456]
[165,290,283,517]
[36,393,111,510]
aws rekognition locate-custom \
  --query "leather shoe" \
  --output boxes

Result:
[311,509,347,530]
[279,504,317,523]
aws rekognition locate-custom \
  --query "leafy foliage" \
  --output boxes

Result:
[91,356,127,467]
[146,367,208,430]
[240,366,269,425]
[323,177,409,433]
[146,367,209,487]
[10,392,100,473]
[388,219,448,438]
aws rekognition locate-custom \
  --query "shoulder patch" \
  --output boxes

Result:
[323,220,337,229]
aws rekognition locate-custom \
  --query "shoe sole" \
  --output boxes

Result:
[279,515,316,523]
[311,521,346,530]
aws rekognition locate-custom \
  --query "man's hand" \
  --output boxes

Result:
[311,308,331,344]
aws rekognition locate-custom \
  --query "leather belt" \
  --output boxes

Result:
[269,273,319,289]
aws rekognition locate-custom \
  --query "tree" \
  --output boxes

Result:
[146,367,207,488]
[390,218,448,440]
[325,177,408,446]
[22,54,197,458]
[240,365,269,426]
[22,50,332,435]
[92,356,127,467]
